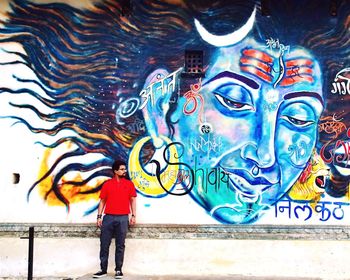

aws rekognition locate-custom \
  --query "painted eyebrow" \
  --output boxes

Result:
[202,71,260,89]
[284,91,324,106]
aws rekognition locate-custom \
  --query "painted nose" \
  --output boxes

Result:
[242,112,276,168]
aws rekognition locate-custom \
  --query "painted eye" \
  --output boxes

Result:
[214,93,253,111]
[281,115,314,127]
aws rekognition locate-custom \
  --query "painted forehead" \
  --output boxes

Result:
[206,39,323,95]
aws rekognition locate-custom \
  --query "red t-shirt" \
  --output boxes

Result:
[99,177,137,215]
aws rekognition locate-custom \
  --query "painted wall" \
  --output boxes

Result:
[0,0,349,225]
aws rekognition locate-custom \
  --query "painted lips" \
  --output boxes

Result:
[221,167,276,197]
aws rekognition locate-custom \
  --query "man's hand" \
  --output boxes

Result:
[129,215,136,225]
[97,218,102,228]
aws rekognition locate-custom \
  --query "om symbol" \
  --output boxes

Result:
[200,123,212,134]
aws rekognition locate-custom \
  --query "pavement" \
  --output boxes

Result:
[0,272,331,280]
[0,275,328,279]
[74,274,323,280]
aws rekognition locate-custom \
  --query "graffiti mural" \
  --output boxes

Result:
[0,0,349,224]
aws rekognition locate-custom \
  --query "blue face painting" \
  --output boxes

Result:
[172,39,324,223]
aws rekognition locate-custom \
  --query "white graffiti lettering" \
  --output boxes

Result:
[190,135,223,158]
[139,68,182,109]
[266,37,290,54]
[331,68,350,95]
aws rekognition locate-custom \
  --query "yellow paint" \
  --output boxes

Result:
[288,151,329,209]
[37,143,101,207]
[128,136,179,196]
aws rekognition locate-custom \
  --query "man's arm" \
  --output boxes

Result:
[129,196,136,225]
[96,198,106,228]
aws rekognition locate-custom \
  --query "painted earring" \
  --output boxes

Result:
[128,135,179,197]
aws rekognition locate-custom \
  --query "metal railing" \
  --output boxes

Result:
[20,226,34,280]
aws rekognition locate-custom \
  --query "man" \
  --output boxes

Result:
[93,160,137,279]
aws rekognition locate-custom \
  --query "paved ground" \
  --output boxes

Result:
[0,273,336,279]
[0,274,328,280]
[75,274,323,280]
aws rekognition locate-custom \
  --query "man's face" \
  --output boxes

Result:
[114,165,127,178]
[174,39,324,223]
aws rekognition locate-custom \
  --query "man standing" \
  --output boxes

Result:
[93,160,137,279]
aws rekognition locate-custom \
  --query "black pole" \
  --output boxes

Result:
[28,226,34,280]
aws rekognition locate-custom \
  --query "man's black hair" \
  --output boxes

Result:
[112,160,126,172]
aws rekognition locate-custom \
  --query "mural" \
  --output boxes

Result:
[0,0,349,224]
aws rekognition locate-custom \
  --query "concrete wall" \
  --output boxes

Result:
[1,1,350,279]
[2,237,350,279]
[1,224,350,279]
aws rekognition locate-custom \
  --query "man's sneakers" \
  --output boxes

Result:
[92,269,123,278]
[115,270,123,279]
[92,270,107,278]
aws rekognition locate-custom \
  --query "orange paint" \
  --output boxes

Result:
[37,145,103,208]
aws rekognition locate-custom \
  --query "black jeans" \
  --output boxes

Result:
[99,214,129,272]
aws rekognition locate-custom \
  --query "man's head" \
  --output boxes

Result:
[112,160,127,178]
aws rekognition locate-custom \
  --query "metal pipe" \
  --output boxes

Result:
[28,226,34,280]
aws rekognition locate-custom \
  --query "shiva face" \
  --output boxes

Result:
[172,39,324,223]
